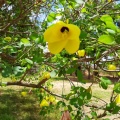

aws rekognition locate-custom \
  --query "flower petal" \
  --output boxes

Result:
[67,24,81,39]
[44,21,66,43]
[40,99,49,107]
[48,39,68,54]
[65,38,80,54]
[115,94,120,104]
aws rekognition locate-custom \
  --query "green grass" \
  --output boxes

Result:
[0,87,60,120]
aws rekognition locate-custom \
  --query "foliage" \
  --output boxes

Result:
[0,0,120,119]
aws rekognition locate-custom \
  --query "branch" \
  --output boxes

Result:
[0,2,38,32]
[6,74,49,88]
[95,45,120,63]
[98,1,114,12]
[97,111,107,118]
[0,0,6,7]
[6,81,40,88]
[6,31,30,34]
[41,86,64,99]
[78,57,95,62]
[5,79,64,99]
[79,0,88,14]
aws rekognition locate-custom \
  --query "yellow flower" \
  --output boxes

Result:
[115,94,120,104]
[40,99,49,107]
[21,92,27,97]
[45,96,49,101]
[49,96,56,102]
[108,0,112,2]
[77,49,85,57]
[72,57,78,61]
[44,21,81,54]
[108,64,116,70]
[43,72,51,79]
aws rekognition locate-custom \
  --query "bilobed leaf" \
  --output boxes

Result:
[100,14,113,22]
[98,35,116,45]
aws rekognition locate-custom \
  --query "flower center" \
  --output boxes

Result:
[61,27,69,33]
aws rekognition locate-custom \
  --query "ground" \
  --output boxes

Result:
[0,79,120,120]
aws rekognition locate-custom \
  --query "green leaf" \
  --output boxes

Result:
[106,21,117,31]
[80,31,87,39]
[66,68,76,74]
[70,98,77,105]
[106,29,116,34]
[20,38,31,46]
[96,51,101,59]
[67,105,72,112]
[99,77,112,90]
[2,66,13,77]
[21,38,30,44]
[77,70,85,83]
[98,35,116,45]
[114,83,120,93]
[30,33,40,43]
[32,50,44,63]
[100,15,113,22]
[81,8,88,13]
[78,97,84,106]
[115,34,120,44]
[47,12,56,22]
[113,106,120,114]
[86,92,92,100]
[30,33,38,39]
[91,111,97,119]
[25,58,33,64]
[57,101,66,107]
[83,115,91,120]
[59,0,66,5]
[13,66,26,76]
